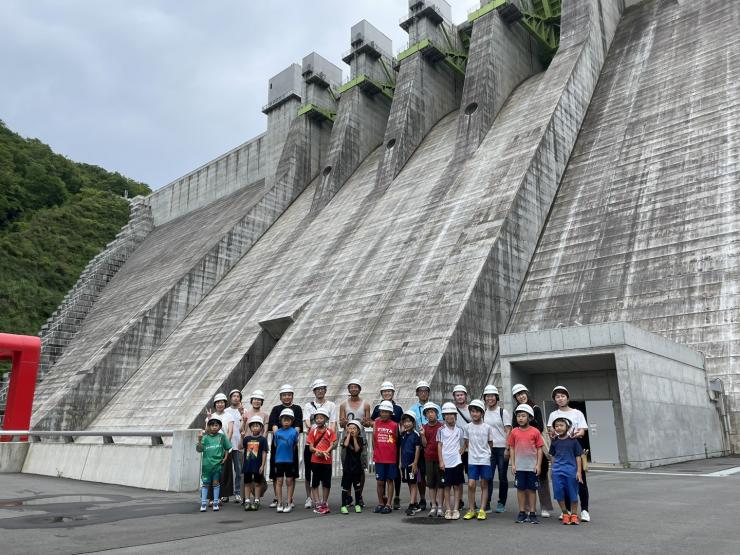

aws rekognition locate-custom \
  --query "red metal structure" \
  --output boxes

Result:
[0,333,40,441]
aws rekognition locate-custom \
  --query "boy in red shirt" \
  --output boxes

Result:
[307,407,337,514]
[421,402,443,517]
[372,400,399,514]
[507,404,544,524]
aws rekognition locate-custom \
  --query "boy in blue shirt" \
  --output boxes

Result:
[273,408,299,512]
[549,416,584,525]
[400,411,423,516]
[242,415,268,511]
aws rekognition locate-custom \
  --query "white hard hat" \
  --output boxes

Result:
[415,380,431,391]
[311,378,328,390]
[552,385,570,399]
[512,384,529,396]
[377,400,394,412]
[314,406,330,418]
[483,385,499,396]
[514,404,534,418]
[452,384,468,395]
[552,416,572,429]
[347,378,362,390]
[402,410,417,421]
[228,388,242,399]
[380,381,395,392]
[247,415,264,427]
[280,408,295,419]
[213,393,228,404]
[422,402,440,415]
[250,389,265,400]
[278,384,295,395]
[347,419,363,430]
[468,399,485,412]
[441,402,457,415]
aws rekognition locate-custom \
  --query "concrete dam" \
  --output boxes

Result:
[23,0,739,483]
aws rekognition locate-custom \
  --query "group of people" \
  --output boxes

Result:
[196,378,591,525]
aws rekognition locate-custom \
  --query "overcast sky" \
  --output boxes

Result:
[0,0,479,190]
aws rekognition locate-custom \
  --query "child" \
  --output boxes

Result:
[508,404,544,524]
[306,407,337,514]
[196,417,232,512]
[463,399,493,520]
[399,410,423,516]
[273,408,299,513]
[438,402,464,520]
[421,402,443,517]
[372,400,399,514]
[549,416,584,525]
[340,419,366,514]
[242,415,268,511]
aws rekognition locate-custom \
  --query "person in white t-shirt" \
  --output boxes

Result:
[482,385,512,513]
[302,379,338,509]
[546,385,591,523]
[462,400,493,520]
[437,402,464,520]
[224,389,245,504]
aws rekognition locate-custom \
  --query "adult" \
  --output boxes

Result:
[511,383,554,518]
[547,385,590,522]
[267,384,303,509]
[204,393,234,504]
[224,388,245,503]
[407,380,435,511]
[370,381,403,509]
[303,378,338,509]
[241,389,269,501]
[339,378,372,506]
[482,385,512,513]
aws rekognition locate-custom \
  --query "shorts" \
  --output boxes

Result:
[514,470,539,491]
[468,464,493,481]
[270,442,299,480]
[442,464,465,487]
[401,465,421,484]
[424,460,442,489]
[201,469,221,485]
[243,471,264,484]
[552,472,579,502]
[310,463,332,489]
[375,462,398,482]
[274,462,297,479]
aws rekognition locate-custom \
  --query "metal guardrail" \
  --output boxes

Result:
[1,430,172,446]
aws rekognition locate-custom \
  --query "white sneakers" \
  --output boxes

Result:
[581,510,591,522]
[304,497,313,509]
[276,504,284,513]
[541,509,551,518]
[283,504,293,513]
[269,499,278,508]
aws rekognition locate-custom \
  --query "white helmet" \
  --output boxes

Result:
[468,399,485,412]
[452,384,468,395]
[278,384,294,395]
[483,385,499,397]
[402,410,417,422]
[347,378,362,390]
[228,388,242,399]
[250,389,265,400]
[512,383,529,396]
[279,408,295,419]
[347,419,363,431]
[514,404,534,418]
[422,401,440,416]
[380,381,395,392]
[441,402,457,415]
[311,378,328,391]
[247,415,264,427]
[213,393,228,405]
[377,400,394,412]
[415,380,430,391]
[314,406,330,419]
[552,385,570,399]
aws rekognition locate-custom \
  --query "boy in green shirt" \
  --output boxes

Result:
[197,417,232,511]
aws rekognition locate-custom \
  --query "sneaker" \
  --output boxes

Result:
[213,502,220,512]
[243,503,251,512]
[463,510,476,520]
[269,499,278,508]
[477,509,487,521]
[277,504,284,513]
[570,514,581,525]
[529,512,539,524]
[559,512,564,520]
[405,505,415,516]
[452,510,460,520]
[313,504,323,514]
[496,502,505,513]
[580,510,591,522]
[288,501,295,510]
[200,503,207,512]
[516,511,527,523]
[356,497,365,508]
[393,497,401,510]
[428,506,437,518]
[234,495,242,504]
[373,505,384,513]
[381,506,392,514]
[253,500,260,510]
[444,509,453,520]
[304,497,313,509]
[437,507,445,518]
[341,505,349,515]
[283,504,292,513]
[540,509,551,518]
[562,513,571,525]
[355,504,362,513]
[411,503,421,514]
[418,499,427,511]
[321,504,331,514]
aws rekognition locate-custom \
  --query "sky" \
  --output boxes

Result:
[0,0,479,190]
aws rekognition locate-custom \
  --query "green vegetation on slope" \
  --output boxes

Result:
[0,119,150,349]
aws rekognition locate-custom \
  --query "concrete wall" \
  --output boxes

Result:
[0,442,30,473]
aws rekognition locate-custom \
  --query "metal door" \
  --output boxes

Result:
[585,400,620,464]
